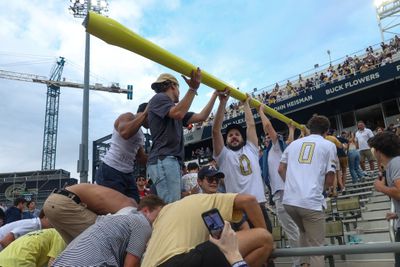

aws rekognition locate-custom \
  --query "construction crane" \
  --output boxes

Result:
[0,56,132,170]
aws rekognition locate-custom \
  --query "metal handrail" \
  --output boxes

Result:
[389,200,396,242]
[272,242,400,257]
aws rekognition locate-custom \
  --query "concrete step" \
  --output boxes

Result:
[344,185,374,194]
[368,194,390,203]
[364,201,391,211]
[362,209,390,221]
[351,219,389,230]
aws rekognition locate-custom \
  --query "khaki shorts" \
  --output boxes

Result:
[339,157,348,170]
[43,193,97,244]
[359,149,376,162]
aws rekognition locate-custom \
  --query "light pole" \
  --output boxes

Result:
[327,50,332,66]
[69,0,108,183]
[374,0,400,42]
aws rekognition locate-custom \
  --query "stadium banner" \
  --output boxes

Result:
[271,61,400,114]
[184,127,205,144]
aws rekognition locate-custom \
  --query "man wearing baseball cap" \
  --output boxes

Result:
[212,90,272,232]
[147,68,218,203]
[197,165,225,194]
[95,102,149,203]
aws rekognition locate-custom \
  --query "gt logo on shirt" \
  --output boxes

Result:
[298,142,315,164]
[239,154,252,175]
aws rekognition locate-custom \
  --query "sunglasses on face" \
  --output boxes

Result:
[205,176,220,183]
[137,178,146,182]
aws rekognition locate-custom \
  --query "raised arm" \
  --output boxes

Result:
[188,91,218,124]
[116,110,148,140]
[243,95,258,146]
[258,104,277,144]
[168,68,201,120]
[286,122,295,145]
[212,89,230,157]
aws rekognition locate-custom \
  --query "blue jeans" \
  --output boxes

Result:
[95,162,140,203]
[348,150,364,184]
[147,156,181,203]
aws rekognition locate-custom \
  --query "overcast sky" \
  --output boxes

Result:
[0,0,388,182]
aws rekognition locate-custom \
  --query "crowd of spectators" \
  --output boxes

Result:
[256,36,400,105]
[184,36,400,135]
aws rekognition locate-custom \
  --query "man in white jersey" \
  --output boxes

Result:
[0,210,51,251]
[278,115,336,267]
[95,103,149,203]
[355,120,375,172]
[213,91,271,232]
[258,104,300,267]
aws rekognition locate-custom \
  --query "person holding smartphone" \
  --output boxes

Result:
[209,221,248,267]
[141,193,273,267]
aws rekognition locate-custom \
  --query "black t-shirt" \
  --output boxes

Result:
[147,93,194,164]
[336,136,349,158]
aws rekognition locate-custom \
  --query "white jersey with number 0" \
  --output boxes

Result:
[215,141,266,203]
[281,134,336,211]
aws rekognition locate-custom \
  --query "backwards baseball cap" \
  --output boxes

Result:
[198,166,225,180]
[151,73,179,91]
[137,102,148,113]
[225,123,246,141]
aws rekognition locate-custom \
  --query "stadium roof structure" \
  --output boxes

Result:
[0,169,70,181]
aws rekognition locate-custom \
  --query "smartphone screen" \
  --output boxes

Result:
[201,208,224,239]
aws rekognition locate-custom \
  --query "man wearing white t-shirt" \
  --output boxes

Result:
[278,115,336,267]
[213,91,271,232]
[0,210,51,251]
[258,104,300,267]
[355,121,375,172]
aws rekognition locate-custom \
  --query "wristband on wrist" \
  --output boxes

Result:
[232,260,247,267]
[189,88,198,95]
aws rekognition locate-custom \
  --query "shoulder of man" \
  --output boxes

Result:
[149,92,170,105]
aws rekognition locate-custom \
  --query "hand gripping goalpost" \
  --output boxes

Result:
[84,12,304,130]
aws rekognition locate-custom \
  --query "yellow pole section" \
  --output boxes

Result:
[85,12,304,130]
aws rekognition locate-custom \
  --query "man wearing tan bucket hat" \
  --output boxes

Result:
[147,68,219,203]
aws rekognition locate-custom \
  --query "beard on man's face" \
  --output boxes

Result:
[227,140,244,151]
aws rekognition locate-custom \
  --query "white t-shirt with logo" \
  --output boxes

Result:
[281,134,337,211]
[355,128,374,151]
[268,141,285,195]
[215,142,266,203]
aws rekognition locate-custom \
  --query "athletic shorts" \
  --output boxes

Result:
[359,149,376,162]
[158,241,230,267]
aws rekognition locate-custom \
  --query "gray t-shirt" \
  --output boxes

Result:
[386,156,400,228]
[148,93,193,164]
[53,212,152,266]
